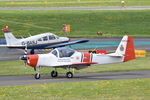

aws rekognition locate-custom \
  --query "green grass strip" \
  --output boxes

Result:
[0,10,150,38]
[0,0,150,7]
[0,78,150,100]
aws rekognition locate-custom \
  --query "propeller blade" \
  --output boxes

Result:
[24,44,28,55]
[20,55,28,68]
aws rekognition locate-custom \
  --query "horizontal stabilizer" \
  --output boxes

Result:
[107,53,123,57]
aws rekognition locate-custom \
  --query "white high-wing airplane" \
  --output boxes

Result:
[20,35,136,79]
[0,26,88,54]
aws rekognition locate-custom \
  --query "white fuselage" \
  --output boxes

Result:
[5,32,69,46]
[30,51,124,70]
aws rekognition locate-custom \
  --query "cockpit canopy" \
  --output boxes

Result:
[37,33,59,42]
[50,47,75,58]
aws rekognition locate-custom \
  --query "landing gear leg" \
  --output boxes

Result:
[51,68,58,78]
[34,66,41,79]
[34,73,41,79]
[30,49,35,54]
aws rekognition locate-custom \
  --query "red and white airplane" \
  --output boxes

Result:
[20,35,135,79]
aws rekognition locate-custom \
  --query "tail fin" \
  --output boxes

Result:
[115,35,135,62]
[2,27,19,46]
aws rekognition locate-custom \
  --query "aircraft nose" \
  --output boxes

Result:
[68,37,70,41]
[64,37,70,41]
[26,55,38,67]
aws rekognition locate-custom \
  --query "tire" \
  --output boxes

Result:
[34,73,40,79]
[51,71,58,77]
[66,72,73,78]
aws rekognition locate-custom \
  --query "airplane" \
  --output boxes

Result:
[20,35,136,79]
[0,26,88,54]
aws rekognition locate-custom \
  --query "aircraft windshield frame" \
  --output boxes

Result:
[50,47,75,58]
[51,49,58,57]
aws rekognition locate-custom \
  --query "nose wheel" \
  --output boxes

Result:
[51,70,58,78]
[34,73,41,79]
[66,72,73,78]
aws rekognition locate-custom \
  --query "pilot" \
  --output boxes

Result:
[60,50,68,57]
[2,26,10,33]
[62,50,68,57]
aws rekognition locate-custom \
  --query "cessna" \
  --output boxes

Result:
[20,35,136,79]
[0,26,88,54]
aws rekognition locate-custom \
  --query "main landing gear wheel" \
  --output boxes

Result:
[66,72,73,78]
[30,49,35,54]
[51,71,58,78]
[34,73,41,79]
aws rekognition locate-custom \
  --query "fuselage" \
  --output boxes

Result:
[26,47,124,69]
[13,33,69,46]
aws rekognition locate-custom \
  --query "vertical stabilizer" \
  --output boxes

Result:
[2,26,19,46]
[123,36,135,62]
[115,35,135,62]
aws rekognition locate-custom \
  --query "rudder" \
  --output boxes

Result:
[123,36,135,62]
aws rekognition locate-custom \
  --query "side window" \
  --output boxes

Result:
[38,38,42,41]
[49,35,55,40]
[51,50,58,57]
[43,36,48,41]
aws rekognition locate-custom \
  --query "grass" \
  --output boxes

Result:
[0,52,150,76]
[0,0,150,7]
[0,10,150,38]
[0,78,150,100]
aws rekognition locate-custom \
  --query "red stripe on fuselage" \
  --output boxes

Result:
[83,53,91,62]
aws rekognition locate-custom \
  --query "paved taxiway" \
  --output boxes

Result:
[0,6,150,10]
[0,37,150,61]
[0,70,150,86]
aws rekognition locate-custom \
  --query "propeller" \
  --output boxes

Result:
[20,45,28,67]
[24,44,28,55]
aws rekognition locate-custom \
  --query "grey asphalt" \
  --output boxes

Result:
[0,6,150,10]
[0,70,150,86]
[0,37,150,61]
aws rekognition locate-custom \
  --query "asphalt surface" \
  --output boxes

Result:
[0,6,150,10]
[0,37,150,61]
[0,70,149,86]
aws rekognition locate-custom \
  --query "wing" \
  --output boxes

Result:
[44,40,89,49]
[0,45,25,48]
[52,62,97,70]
